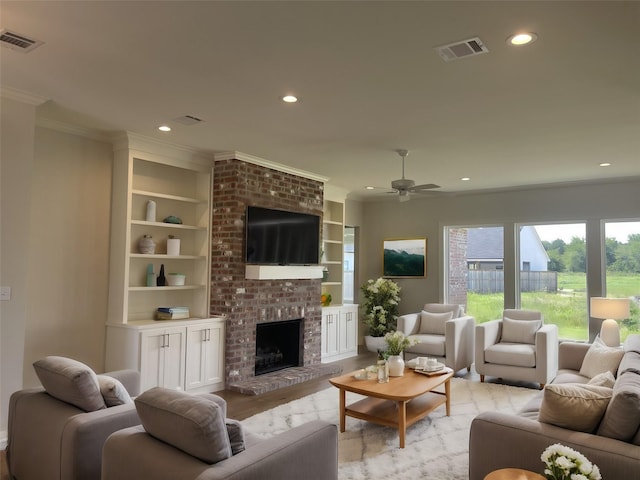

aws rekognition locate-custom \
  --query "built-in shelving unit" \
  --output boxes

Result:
[322,198,345,306]
[105,133,224,393]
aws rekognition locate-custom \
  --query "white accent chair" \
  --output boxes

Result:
[397,303,475,373]
[475,309,558,388]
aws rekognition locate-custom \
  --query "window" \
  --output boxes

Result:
[445,226,504,323]
[604,220,640,341]
[343,226,356,304]
[519,223,587,341]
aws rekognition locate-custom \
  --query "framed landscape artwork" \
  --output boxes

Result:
[383,238,427,278]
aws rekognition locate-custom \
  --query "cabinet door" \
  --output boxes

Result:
[341,306,358,353]
[322,310,339,356]
[140,329,164,391]
[185,322,224,391]
[162,327,186,391]
[140,327,186,391]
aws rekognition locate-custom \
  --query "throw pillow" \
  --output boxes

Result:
[33,356,106,412]
[538,383,613,433]
[579,336,625,379]
[97,375,133,407]
[597,370,640,442]
[423,303,461,318]
[135,387,232,464]
[418,311,453,335]
[500,317,542,344]
[587,371,616,388]
[226,419,246,455]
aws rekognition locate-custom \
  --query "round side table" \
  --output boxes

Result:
[484,468,545,480]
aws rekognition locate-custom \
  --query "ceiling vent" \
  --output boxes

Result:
[0,29,44,53]
[434,36,489,62]
[172,115,204,126]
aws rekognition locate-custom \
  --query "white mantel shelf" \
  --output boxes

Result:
[245,265,324,280]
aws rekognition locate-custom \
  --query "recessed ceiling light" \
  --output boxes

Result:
[507,32,538,46]
[282,95,298,103]
[599,162,612,167]
[365,186,375,190]
[158,125,171,132]
[461,177,471,181]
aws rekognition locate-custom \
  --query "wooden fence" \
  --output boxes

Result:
[468,271,557,294]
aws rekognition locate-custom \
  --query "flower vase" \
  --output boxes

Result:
[387,354,405,376]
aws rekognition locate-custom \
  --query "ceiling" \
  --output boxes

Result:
[1,1,639,201]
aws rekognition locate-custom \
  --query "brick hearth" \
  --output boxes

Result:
[210,156,332,394]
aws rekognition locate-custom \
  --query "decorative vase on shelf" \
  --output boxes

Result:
[156,264,166,286]
[166,235,180,256]
[138,235,156,254]
[387,355,405,377]
[145,200,156,222]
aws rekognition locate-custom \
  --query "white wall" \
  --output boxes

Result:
[1,96,36,439]
[358,181,640,316]
[0,112,112,437]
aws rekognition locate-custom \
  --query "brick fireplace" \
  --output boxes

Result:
[210,154,340,394]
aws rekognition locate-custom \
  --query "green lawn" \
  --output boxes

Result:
[467,273,639,341]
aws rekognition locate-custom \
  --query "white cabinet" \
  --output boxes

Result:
[106,317,225,394]
[140,326,186,391]
[105,134,225,393]
[321,305,359,363]
[185,322,224,391]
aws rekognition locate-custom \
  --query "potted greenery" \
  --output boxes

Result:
[361,277,401,352]
[383,330,417,376]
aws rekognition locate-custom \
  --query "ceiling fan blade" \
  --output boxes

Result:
[409,183,440,191]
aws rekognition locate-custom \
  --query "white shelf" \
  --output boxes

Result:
[132,189,205,204]
[245,265,324,280]
[131,220,205,231]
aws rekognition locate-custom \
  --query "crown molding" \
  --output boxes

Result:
[214,151,329,183]
[36,117,111,142]
[0,86,48,105]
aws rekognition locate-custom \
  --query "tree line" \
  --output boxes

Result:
[542,234,640,273]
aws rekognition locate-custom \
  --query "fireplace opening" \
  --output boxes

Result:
[255,319,303,376]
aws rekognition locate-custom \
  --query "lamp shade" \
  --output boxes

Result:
[590,297,630,320]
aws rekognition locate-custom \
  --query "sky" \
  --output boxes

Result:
[534,222,640,243]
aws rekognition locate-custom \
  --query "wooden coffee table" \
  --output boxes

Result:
[329,367,453,448]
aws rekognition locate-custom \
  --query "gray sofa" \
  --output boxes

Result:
[101,387,338,480]
[469,334,640,480]
[6,357,141,480]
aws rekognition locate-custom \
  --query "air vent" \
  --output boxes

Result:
[434,36,489,62]
[0,29,44,53]
[172,115,204,126]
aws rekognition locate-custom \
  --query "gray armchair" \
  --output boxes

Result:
[475,309,558,388]
[398,303,475,373]
[6,358,140,480]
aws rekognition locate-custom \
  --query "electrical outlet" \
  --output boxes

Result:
[0,286,10,301]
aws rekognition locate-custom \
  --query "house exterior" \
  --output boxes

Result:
[467,226,549,271]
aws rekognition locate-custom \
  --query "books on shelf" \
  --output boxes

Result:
[155,306,190,320]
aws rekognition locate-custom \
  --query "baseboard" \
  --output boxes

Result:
[0,430,7,449]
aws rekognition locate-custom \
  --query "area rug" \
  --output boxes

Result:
[241,377,538,480]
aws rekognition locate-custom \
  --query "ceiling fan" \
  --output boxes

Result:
[388,149,440,202]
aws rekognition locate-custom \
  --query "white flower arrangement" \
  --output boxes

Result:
[361,277,401,337]
[541,443,601,480]
[383,330,419,356]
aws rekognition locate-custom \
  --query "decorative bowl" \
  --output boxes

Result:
[166,273,186,286]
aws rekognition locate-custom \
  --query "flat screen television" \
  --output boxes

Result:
[245,206,320,265]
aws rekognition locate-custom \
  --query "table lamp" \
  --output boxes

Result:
[590,297,630,347]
